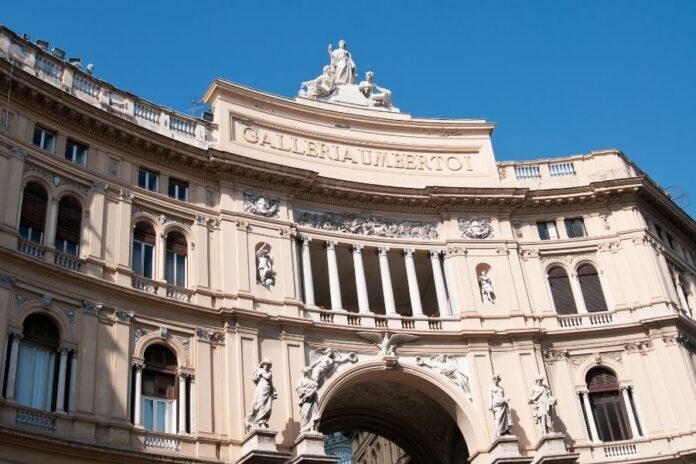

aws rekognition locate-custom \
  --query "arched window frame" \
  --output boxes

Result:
[131,217,158,280]
[545,263,579,315]
[162,225,189,288]
[54,191,86,258]
[574,261,611,313]
[131,335,193,435]
[18,178,51,245]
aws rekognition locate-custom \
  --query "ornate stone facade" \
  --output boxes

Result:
[0,25,695,464]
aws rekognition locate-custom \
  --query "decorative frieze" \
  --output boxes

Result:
[542,349,570,363]
[14,292,33,308]
[196,328,224,344]
[24,163,89,193]
[174,335,191,357]
[82,300,102,315]
[598,241,621,253]
[296,210,439,239]
[540,252,595,265]
[243,192,280,218]
[61,308,75,325]
[415,354,472,400]
[134,327,152,344]
[458,218,494,239]
[519,249,539,261]
[0,272,15,288]
[115,311,133,323]
[624,340,652,354]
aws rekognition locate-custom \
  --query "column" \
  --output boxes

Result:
[189,376,196,434]
[430,250,451,316]
[326,240,342,310]
[580,390,600,442]
[621,386,641,438]
[156,233,166,282]
[300,237,315,306]
[133,362,144,426]
[5,331,22,400]
[68,350,78,413]
[55,347,69,412]
[570,272,588,313]
[404,249,423,317]
[353,245,370,314]
[443,251,463,315]
[178,373,188,434]
[45,197,59,248]
[378,247,397,316]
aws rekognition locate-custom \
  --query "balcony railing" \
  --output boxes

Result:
[17,238,46,259]
[54,251,82,271]
[514,165,542,180]
[164,283,193,302]
[132,276,160,295]
[144,432,180,452]
[603,443,637,458]
[549,161,576,177]
[558,311,613,328]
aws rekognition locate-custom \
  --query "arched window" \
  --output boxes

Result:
[142,345,178,433]
[586,367,630,442]
[577,264,608,312]
[165,231,187,287]
[548,267,577,315]
[19,182,48,243]
[15,314,60,410]
[132,222,156,279]
[55,195,82,256]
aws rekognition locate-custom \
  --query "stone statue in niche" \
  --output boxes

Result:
[478,270,495,304]
[528,375,556,435]
[299,65,336,98]
[244,359,277,431]
[358,71,392,108]
[416,354,472,400]
[489,374,513,437]
[256,246,275,288]
[328,39,357,85]
[459,218,494,239]
[243,192,280,218]
[296,368,320,433]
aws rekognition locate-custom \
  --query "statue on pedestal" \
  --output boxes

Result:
[256,247,275,287]
[358,71,392,108]
[245,359,277,431]
[328,39,357,85]
[296,368,320,433]
[528,375,556,435]
[489,374,513,437]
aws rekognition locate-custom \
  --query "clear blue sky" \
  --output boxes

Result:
[5,1,695,216]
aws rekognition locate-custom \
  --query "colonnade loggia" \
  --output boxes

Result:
[298,237,462,317]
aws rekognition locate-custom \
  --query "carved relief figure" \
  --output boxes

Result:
[459,218,494,239]
[243,192,280,218]
[489,374,512,437]
[356,332,419,358]
[307,347,358,386]
[296,368,320,433]
[299,65,336,98]
[478,270,495,304]
[256,246,275,287]
[416,354,472,399]
[328,39,357,85]
[528,375,556,435]
[358,71,392,108]
[244,359,277,431]
[296,210,439,240]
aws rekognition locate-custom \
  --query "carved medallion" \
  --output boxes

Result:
[243,192,280,218]
[458,218,494,239]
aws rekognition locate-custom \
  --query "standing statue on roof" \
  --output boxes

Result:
[328,39,357,85]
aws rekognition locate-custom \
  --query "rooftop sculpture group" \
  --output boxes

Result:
[299,40,396,111]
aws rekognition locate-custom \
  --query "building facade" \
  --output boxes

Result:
[0,27,696,464]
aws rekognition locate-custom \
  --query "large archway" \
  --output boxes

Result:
[317,363,481,464]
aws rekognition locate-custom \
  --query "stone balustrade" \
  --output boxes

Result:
[498,150,639,189]
[132,276,160,295]
[557,311,614,329]
[15,408,56,431]
[143,432,181,452]
[17,238,46,259]
[0,27,217,149]
[305,307,459,331]
[54,250,83,271]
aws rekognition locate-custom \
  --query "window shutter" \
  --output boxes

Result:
[21,186,48,231]
[578,265,608,312]
[548,267,578,314]
[56,198,82,244]
[134,223,156,245]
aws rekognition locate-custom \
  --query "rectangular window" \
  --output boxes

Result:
[32,126,56,152]
[564,218,587,238]
[654,224,665,241]
[19,224,44,243]
[133,240,154,278]
[15,343,56,411]
[55,237,79,256]
[666,234,675,250]
[165,250,186,287]
[65,140,87,165]
[138,168,159,192]
[1,107,14,130]
[142,396,176,433]
[168,178,189,202]
[537,221,559,240]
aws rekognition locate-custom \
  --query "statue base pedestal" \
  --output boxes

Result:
[487,436,533,464]
[238,429,291,464]
[289,432,339,464]
[532,433,579,464]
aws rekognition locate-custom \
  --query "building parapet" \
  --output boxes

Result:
[0,26,217,150]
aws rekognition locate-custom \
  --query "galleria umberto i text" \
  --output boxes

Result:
[0,28,695,464]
